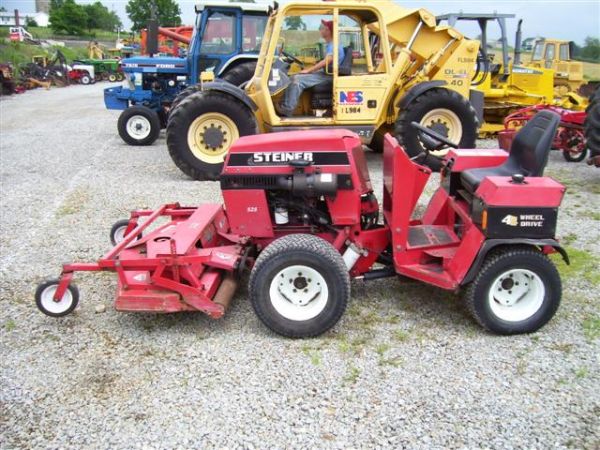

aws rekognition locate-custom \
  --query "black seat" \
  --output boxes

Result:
[461,110,560,193]
[309,46,353,107]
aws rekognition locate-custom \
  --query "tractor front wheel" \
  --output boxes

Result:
[395,88,478,171]
[80,74,91,85]
[249,234,350,338]
[464,247,561,335]
[167,91,257,180]
[117,106,161,146]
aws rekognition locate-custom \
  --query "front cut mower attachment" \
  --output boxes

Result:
[37,114,568,338]
[35,203,248,318]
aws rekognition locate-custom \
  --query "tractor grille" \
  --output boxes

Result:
[220,175,279,190]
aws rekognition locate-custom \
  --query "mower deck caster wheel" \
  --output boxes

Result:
[118,106,161,146]
[35,279,79,317]
[110,219,142,246]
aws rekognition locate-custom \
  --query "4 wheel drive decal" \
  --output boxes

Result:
[227,151,350,167]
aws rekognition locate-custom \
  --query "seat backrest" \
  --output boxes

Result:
[327,46,353,76]
[507,110,560,176]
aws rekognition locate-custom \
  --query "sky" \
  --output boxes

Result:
[0,0,598,45]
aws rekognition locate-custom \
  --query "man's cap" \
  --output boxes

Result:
[320,20,333,33]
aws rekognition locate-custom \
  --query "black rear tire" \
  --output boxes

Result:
[464,247,561,335]
[249,234,350,338]
[585,87,600,164]
[169,84,202,117]
[220,61,257,87]
[395,88,478,171]
[117,106,161,146]
[166,91,257,181]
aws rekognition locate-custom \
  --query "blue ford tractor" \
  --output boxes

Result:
[104,1,270,146]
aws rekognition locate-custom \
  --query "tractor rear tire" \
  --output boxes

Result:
[166,91,257,180]
[249,234,350,338]
[169,85,202,116]
[117,106,161,146]
[220,61,257,87]
[585,88,600,166]
[395,88,478,171]
[464,247,561,335]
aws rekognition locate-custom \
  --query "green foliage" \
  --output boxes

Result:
[50,0,121,35]
[285,16,307,31]
[126,0,182,32]
[83,2,122,32]
[25,17,39,27]
[582,316,600,341]
[50,0,88,35]
[551,246,600,286]
[579,36,600,62]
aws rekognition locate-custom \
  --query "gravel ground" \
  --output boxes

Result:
[1,83,599,449]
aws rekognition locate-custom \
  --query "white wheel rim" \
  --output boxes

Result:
[126,115,152,139]
[488,269,545,322]
[269,265,329,321]
[40,285,73,315]
[113,225,127,244]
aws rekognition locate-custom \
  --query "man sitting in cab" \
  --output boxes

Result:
[277,20,344,117]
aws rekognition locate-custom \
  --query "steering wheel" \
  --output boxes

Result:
[281,51,305,68]
[411,121,459,150]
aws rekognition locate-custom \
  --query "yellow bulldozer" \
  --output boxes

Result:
[437,13,589,135]
[166,0,482,180]
[525,38,598,98]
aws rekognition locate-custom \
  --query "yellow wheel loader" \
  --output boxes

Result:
[167,0,481,180]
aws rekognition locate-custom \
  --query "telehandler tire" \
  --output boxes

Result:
[117,106,161,146]
[464,247,561,335]
[220,61,257,87]
[395,88,478,171]
[585,87,600,166]
[167,91,257,180]
[249,234,350,338]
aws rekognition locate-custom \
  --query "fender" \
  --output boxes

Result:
[217,54,259,76]
[397,81,447,108]
[461,239,569,285]
[201,80,258,112]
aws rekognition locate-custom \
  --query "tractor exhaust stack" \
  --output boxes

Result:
[514,19,523,65]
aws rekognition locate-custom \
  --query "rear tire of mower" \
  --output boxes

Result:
[167,91,257,181]
[118,106,161,146]
[464,247,561,335]
[395,88,478,171]
[249,234,350,338]
[220,61,257,87]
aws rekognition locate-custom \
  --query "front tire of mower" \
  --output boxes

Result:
[464,247,561,335]
[117,106,161,146]
[167,91,257,181]
[249,234,350,338]
[395,88,478,171]
[35,280,79,317]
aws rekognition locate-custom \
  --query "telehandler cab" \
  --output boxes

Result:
[166,0,482,180]
[37,112,567,338]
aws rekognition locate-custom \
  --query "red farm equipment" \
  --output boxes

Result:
[37,112,568,337]
[498,105,587,163]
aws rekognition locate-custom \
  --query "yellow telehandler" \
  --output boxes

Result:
[166,0,481,180]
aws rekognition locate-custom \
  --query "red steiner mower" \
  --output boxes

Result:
[37,111,568,337]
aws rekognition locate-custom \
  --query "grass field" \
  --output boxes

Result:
[0,26,120,42]
[0,40,89,66]
[583,61,600,80]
